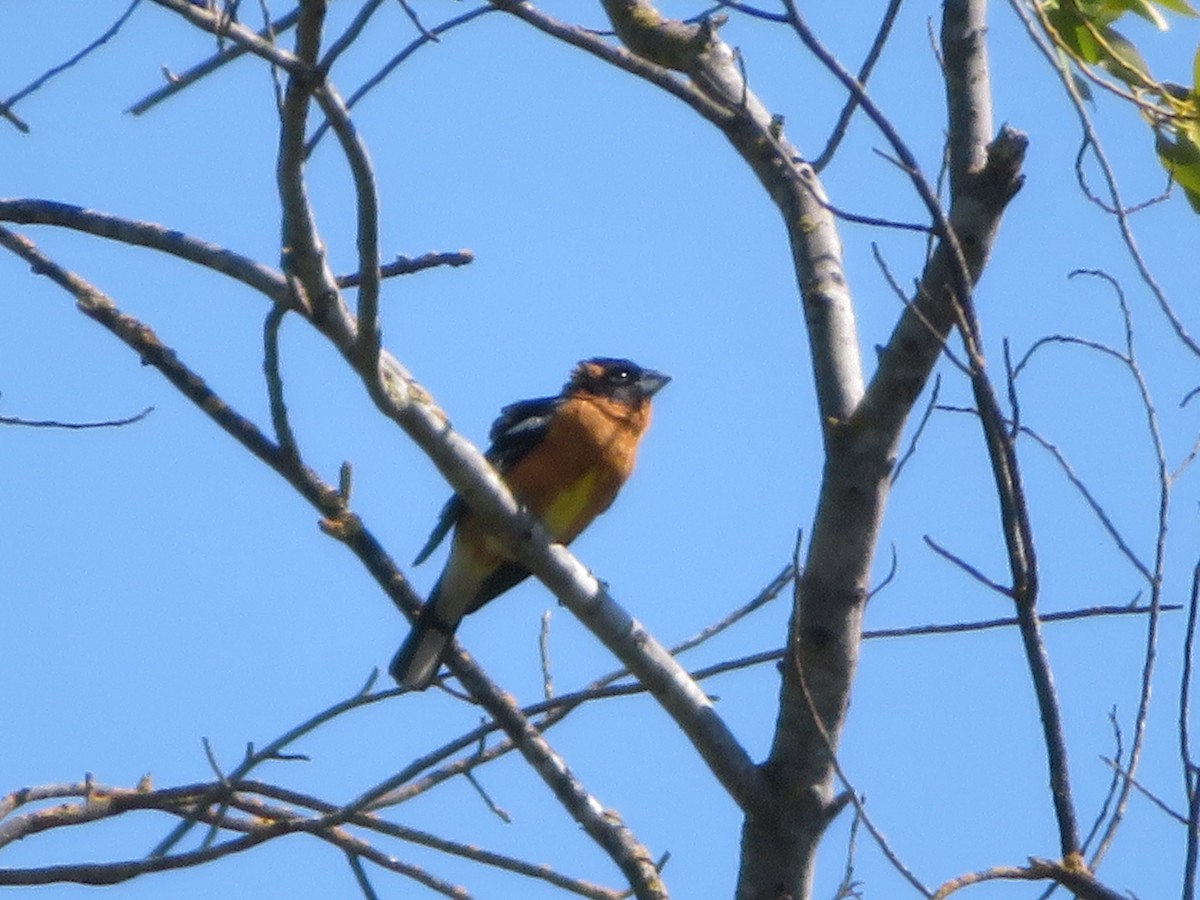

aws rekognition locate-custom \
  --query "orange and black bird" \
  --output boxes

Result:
[389,357,670,690]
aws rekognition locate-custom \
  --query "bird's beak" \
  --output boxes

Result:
[638,369,671,398]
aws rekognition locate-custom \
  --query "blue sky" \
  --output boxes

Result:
[3,1,1200,898]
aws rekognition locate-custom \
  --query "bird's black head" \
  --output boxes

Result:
[567,357,671,405]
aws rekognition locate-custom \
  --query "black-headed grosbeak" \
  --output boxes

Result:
[389,357,670,690]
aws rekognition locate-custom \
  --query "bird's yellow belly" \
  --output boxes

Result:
[539,469,601,541]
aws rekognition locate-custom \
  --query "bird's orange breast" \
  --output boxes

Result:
[504,392,651,544]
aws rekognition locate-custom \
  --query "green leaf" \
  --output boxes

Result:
[1045,3,1105,62]
[1153,0,1199,17]
[1156,124,1200,211]
[1095,24,1152,83]
[1109,0,1169,30]
[1075,0,1124,26]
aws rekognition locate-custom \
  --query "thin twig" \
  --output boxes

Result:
[127,7,301,115]
[5,0,143,122]
[1183,561,1200,899]
[255,0,285,114]
[891,373,941,485]
[263,302,300,461]
[309,81,382,368]
[0,100,29,134]
[396,0,439,41]
[1081,710,1124,855]
[344,851,381,900]
[373,563,795,808]
[869,243,971,377]
[540,610,555,701]
[151,671,386,857]
[1018,424,1153,582]
[305,6,493,154]
[932,857,1131,900]
[1057,269,1171,868]
[867,543,898,600]
[790,652,933,897]
[336,251,474,288]
[1187,767,1200,900]
[319,0,388,74]
[464,771,511,824]
[1099,756,1189,826]
[812,0,906,171]
[714,1,787,23]
[832,805,864,899]
[923,535,1013,597]
[0,407,153,429]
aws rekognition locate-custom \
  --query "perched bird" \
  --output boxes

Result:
[389,357,670,690]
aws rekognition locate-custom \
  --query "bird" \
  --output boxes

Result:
[389,357,670,690]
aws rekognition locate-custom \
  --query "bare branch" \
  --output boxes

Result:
[862,602,1176,640]
[308,81,382,367]
[0,199,289,301]
[812,0,906,172]
[344,851,381,900]
[832,806,865,900]
[1187,768,1200,900]
[147,0,307,76]
[1183,562,1200,899]
[127,7,302,115]
[1017,424,1153,582]
[396,0,439,41]
[923,534,1013,597]
[790,654,934,898]
[540,610,555,700]
[1099,756,1189,826]
[318,0,389,74]
[1056,270,1171,869]
[464,771,512,824]
[501,2,732,126]
[150,672,387,857]
[0,783,490,896]
[932,858,1131,900]
[275,0,345,330]
[0,406,153,430]
[891,374,941,485]
[305,6,495,155]
[337,251,474,287]
[4,0,143,128]
[1075,709,1125,868]
[263,303,300,461]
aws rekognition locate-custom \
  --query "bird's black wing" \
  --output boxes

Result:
[412,395,560,567]
[486,395,560,472]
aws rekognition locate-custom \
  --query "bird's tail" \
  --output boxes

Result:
[389,589,457,690]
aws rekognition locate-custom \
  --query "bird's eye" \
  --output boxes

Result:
[610,367,634,383]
